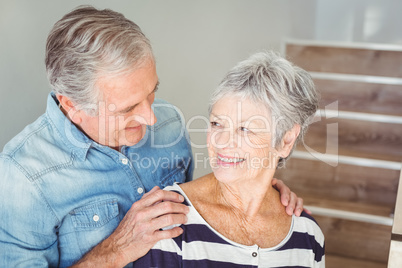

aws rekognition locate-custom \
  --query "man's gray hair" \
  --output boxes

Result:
[45,5,153,115]
[209,51,319,168]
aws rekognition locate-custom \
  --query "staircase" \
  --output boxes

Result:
[275,40,402,268]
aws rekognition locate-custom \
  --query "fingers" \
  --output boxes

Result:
[281,192,290,207]
[150,211,188,231]
[133,201,189,226]
[273,179,290,207]
[154,226,184,241]
[294,197,304,217]
[109,192,188,262]
[304,207,312,215]
[142,186,160,198]
[273,178,306,216]
[136,188,185,209]
[285,191,297,216]
[128,188,189,231]
[271,178,278,188]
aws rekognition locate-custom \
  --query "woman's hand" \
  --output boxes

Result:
[272,178,311,216]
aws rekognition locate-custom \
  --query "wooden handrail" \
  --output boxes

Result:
[310,72,402,85]
[292,151,402,170]
[306,205,393,226]
[388,163,402,267]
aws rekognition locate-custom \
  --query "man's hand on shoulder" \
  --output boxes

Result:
[71,186,189,267]
[272,178,308,217]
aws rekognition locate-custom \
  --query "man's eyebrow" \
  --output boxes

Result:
[117,81,160,114]
[118,103,137,114]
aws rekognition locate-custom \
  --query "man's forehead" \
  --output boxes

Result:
[96,62,158,104]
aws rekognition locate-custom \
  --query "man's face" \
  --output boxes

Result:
[76,59,158,150]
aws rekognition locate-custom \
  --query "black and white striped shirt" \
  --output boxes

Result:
[134,183,325,267]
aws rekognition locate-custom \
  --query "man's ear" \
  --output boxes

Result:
[56,94,82,124]
[278,124,301,158]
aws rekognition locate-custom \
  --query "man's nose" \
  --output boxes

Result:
[135,99,157,126]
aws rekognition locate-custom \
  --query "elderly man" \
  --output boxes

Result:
[0,6,303,267]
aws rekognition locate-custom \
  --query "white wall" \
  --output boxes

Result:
[1,0,400,179]
[315,0,402,44]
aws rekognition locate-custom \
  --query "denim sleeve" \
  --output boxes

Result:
[185,155,194,183]
[183,126,194,183]
[0,156,59,267]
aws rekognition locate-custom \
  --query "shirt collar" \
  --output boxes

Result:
[46,92,92,161]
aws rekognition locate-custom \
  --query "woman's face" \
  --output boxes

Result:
[207,96,279,184]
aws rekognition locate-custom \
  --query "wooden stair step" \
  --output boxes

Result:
[299,117,402,162]
[314,214,391,263]
[286,43,402,77]
[314,78,402,117]
[275,158,400,211]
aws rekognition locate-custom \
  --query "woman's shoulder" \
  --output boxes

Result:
[163,174,218,225]
[177,173,214,199]
[163,173,213,196]
[292,211,325,247]
[294,211,321,229]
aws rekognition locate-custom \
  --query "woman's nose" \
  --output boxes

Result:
[215,128,238,148]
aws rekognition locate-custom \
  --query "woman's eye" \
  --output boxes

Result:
[211,121,221,127]
[240,127,250,132]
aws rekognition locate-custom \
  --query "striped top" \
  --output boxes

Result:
[134,183,325,268]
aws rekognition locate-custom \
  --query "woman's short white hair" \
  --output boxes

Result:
[209,51,319,168]
[45,6,153,115]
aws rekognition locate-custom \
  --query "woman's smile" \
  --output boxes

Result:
[216,153,246,166]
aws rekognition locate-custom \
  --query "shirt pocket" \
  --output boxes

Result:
[71,199,119,228]
[69,199,120,255]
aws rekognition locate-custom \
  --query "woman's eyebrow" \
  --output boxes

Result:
[210,113,224,120]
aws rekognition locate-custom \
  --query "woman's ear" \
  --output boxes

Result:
[56,94,83,124]
[278,124,301,158]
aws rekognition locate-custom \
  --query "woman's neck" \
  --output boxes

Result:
[180,172,291,248]
[212,174,279,219]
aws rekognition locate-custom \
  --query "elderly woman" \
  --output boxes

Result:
[134,51,325,267]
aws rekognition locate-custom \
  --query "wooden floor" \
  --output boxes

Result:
[326,254,387,268]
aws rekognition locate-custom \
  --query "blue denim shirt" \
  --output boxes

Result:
[0,93,193,267]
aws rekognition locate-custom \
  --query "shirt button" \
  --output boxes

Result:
[137,187,144,194]
[93,214,100,222]
[252,252,257,257]
[121,158,128,165]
